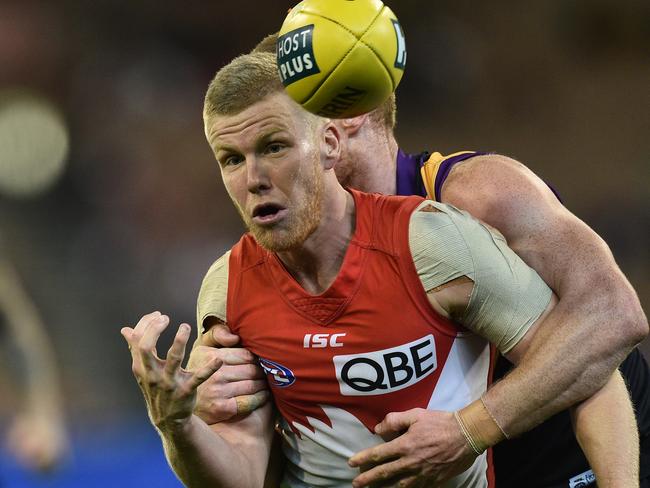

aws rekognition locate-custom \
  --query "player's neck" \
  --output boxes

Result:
[276,188,355,295]
[381,134,399,194]
[349,130,398,195]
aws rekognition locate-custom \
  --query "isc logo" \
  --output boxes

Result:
[333,335,436,396]
[303,333,346,348]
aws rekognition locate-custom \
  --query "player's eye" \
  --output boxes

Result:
[223,155,243,167]
[266,142,285,154]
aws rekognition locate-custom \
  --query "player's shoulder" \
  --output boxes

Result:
[440,153,562,220]
[446,152,526,180]
[409,199,503,243]
[442,153,547,198]
[409,199,459,227]
[197,250,231,330]
[202,250,231,285]
[199,250,231,306]
[200,233,265,291]
[419,150,483,201]
[351,188,424,235]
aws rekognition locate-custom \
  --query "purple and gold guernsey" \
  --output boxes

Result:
[396,149,482,202]
[396,148,650,487]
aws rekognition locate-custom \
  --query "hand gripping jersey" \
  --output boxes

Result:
[401,148,650,487]
[225,191,492,487]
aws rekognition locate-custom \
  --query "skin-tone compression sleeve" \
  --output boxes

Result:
[409,201,552,354]
[196,250,230,334]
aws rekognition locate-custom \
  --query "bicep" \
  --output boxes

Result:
[441,154,618,294]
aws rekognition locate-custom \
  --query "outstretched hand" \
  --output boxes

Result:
[121,311,222,433]
[348,408,476,487]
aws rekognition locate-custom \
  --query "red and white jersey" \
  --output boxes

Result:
[219,190,493,487]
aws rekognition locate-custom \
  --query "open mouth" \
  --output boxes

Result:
[252,203,287,225]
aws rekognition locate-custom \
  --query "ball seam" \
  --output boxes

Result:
[298,6,395,104]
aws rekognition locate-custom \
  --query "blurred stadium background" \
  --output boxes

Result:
[0,0,648,486]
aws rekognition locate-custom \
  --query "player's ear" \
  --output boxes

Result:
[339,113,369,136]
[322,122,341,170]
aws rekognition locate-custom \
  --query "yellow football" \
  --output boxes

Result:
[277,0,406,118]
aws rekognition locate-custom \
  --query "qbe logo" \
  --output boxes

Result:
[333,335,436,396]
[259,358,296,388]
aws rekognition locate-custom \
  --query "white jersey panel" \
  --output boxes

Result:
[427,332,491,412]
[279,335,491,487]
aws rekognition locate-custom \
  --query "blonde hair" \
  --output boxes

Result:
[203,52,284,120]
[252,32,397,130]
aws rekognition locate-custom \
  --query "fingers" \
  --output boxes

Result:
[122,312,179,377]
[218,363,266,382]
[392,475,420,488]
[349,437,403,469]
[235,390,271,415]
[195,396,239,423]
[121,312,165,357]
[201,323,241,347]
[163,323,191,377]
[137,314,169,369]
[374,409,420,438]
[133,311,161,334]
[121,326,134,344]
[188,347,258,375]
[351,457,413,488]
[200,347,256,366]
[138,314,169,352]
[189,356,223,390]
[196,390,270,424]
[227,379,268,397]
[122,312,161,349]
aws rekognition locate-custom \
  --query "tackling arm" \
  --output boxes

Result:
[440,154,647,433]
[440,154,646,484]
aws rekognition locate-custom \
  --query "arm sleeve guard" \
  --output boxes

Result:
[196,250,230,335]
[409,201,552,354]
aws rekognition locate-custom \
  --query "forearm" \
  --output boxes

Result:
[571,370,638,487]
[485,277,644,437]
[161,415,264,488]
[441,155,647,435]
